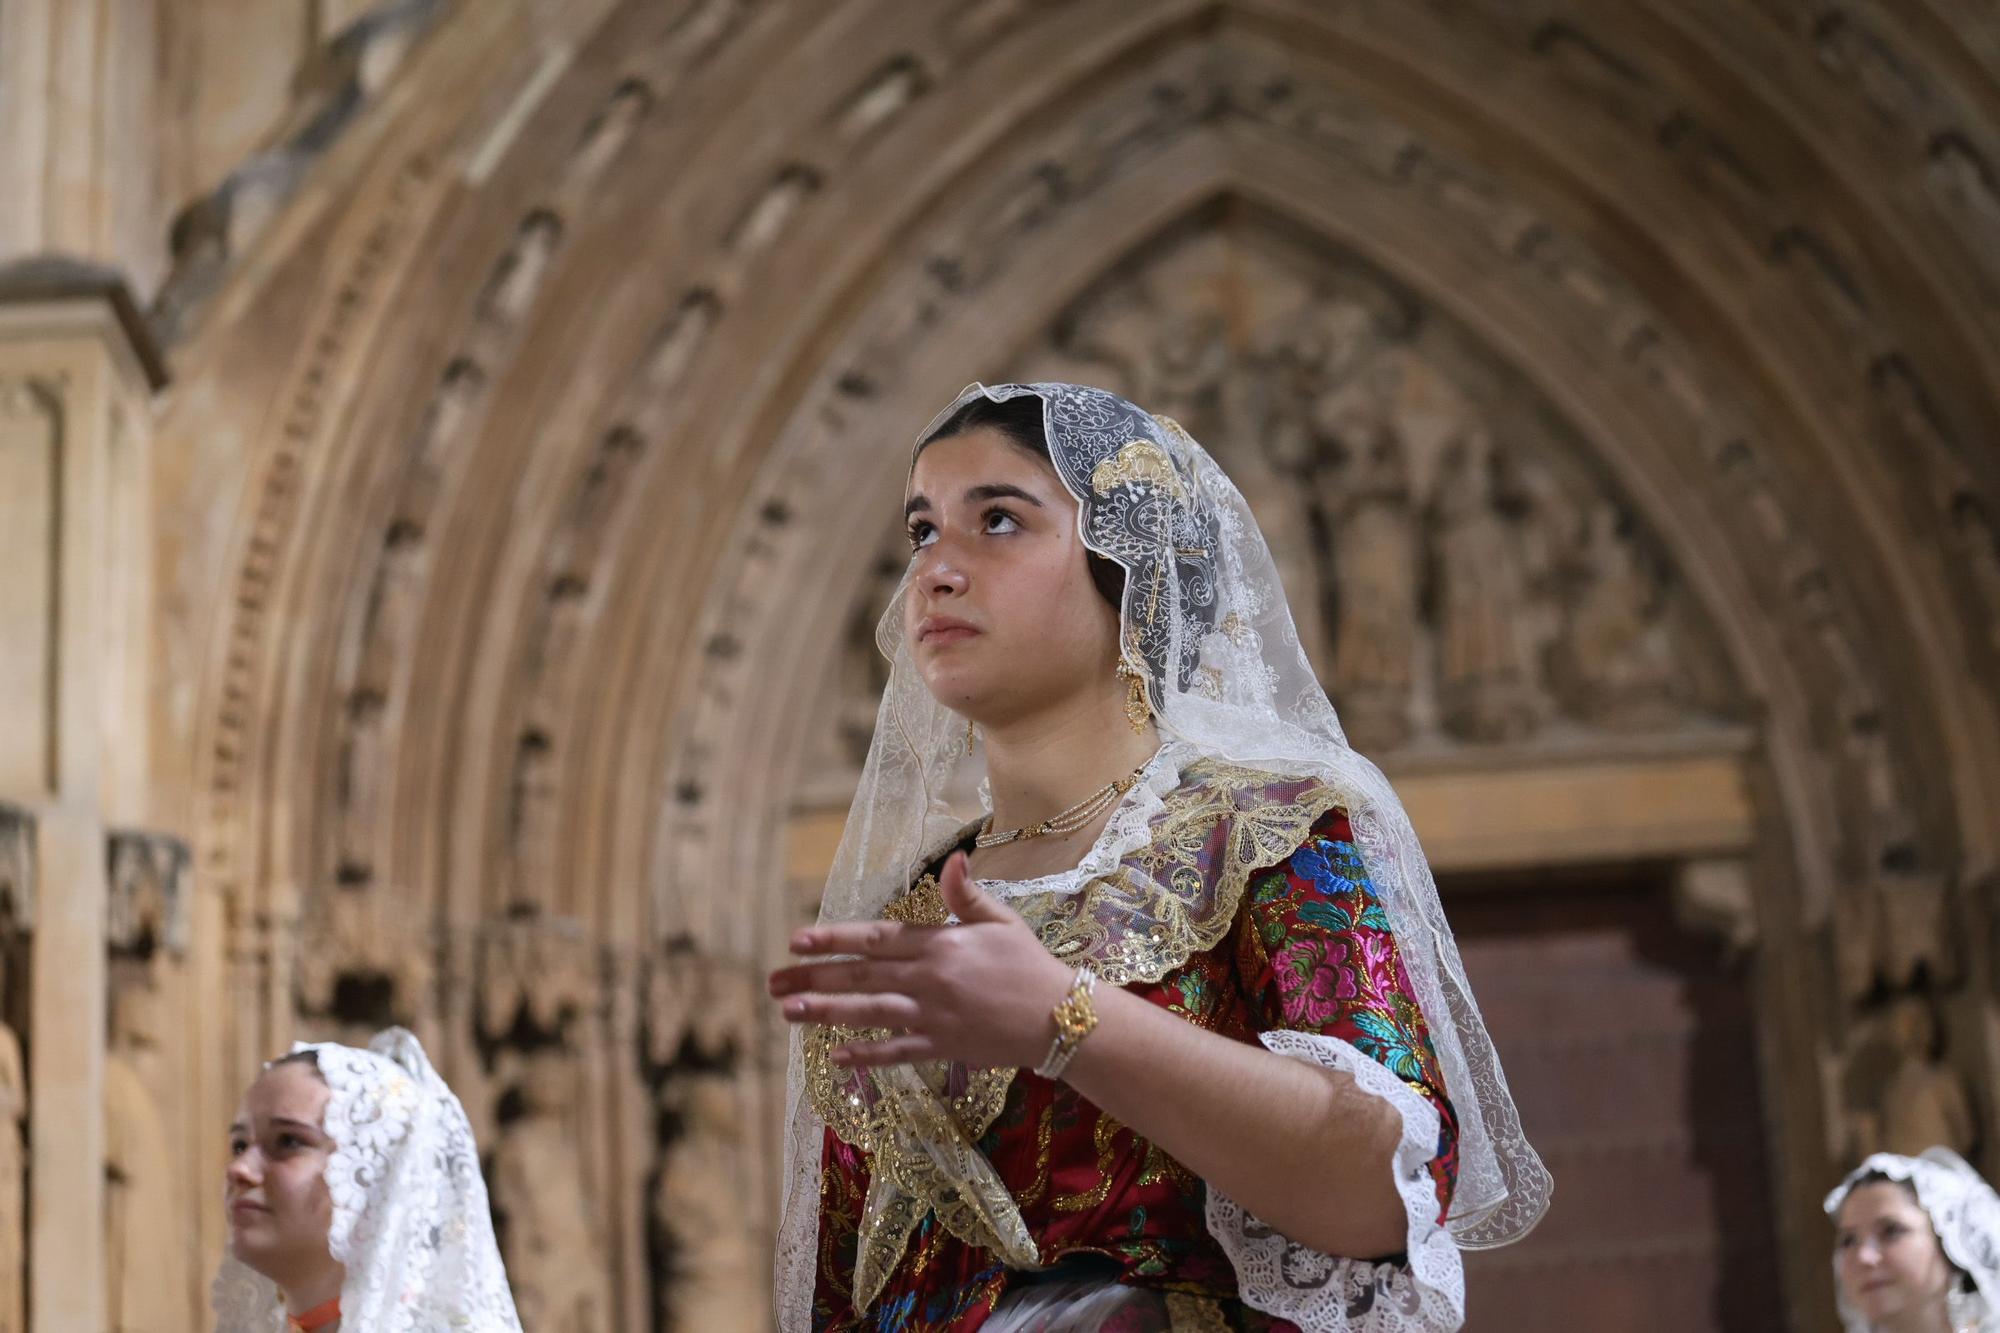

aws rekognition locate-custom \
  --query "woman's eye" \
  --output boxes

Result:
[229,1139,248,1157]
[982,508,1019,534]
[276,1134,304,1151]
[906,521,935,550]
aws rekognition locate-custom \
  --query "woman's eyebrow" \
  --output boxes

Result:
[964,483,1045,507]
[903,483,1047,518]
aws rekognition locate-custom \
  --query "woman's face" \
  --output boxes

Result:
[904,428,1120,725]
[226,1060,338,1286]
[1836,1180,1955,1323]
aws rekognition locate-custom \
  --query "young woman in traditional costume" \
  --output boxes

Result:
[772,383,1550,1331]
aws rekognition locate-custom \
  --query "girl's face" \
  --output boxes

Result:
[225,1060,338,1288]
[1835,1181,1955,1324]
[904,428,1121,726]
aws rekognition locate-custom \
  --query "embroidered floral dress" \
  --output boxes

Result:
[808,774,1460,1332]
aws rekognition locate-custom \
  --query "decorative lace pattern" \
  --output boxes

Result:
[777,382,1551,1333]
[1826,1148,2000,1332]
[1206,1031,1464,1331]
[212,1028,523,1332]
[804,756,1345,1311]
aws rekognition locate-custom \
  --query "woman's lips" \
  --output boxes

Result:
[229,1199,268,1220]
[917,616,979,644]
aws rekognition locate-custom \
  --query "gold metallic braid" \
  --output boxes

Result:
[1165,1291,1235,1332]
[804,760,1348,1311]
[1051,1113,1125,1214]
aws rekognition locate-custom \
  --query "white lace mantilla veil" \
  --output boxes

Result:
[1826,1148,2000,1332]
[212,1027,523,1332]
[775,382,1551,1330]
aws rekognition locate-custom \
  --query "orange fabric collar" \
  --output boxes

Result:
[286,1297,340,1332]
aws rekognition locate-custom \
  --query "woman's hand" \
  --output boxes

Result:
[769,851,1073,1070]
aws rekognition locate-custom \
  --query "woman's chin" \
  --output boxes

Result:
[916,666,994,713]
[1850,1287,1906,1319]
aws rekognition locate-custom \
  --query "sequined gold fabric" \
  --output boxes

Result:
[1090,438,1188,500]
[1165,1291,1234,1331]
[802,759,1346,1311]
[881,873,947,926]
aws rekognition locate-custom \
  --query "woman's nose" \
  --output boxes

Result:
[916,546,967,596]
[226,1151,260,1188]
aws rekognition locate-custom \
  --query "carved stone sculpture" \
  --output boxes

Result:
[492,1046,613,1333]
[104,979,176,1333]
[1430,428,1546,742]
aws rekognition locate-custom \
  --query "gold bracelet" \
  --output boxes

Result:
[1034,966,1099,1080]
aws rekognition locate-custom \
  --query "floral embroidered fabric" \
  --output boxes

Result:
[809,806,1460,1331]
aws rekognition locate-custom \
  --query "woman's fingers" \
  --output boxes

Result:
[779,992,925,1028]
[790,919,937,958]
[768,958,920,997]
[831,1034,941,1067]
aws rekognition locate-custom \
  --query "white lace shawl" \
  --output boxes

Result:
[212,1027,523,1332]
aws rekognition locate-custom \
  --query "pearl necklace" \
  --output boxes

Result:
[975,764,1146,849]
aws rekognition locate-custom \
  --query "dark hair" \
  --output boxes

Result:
[268,1049,324,1079]
[917,392,1126,610]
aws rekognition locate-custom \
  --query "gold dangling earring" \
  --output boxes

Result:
[1115,660,1151,735]
[965,715,976,751]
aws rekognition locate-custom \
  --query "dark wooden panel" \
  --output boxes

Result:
[1448,867,1782,1331]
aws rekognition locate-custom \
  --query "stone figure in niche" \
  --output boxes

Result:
[1878,996,1977,1159]
[508,734,559,913]
[478,212,563,329]
[1139,309,1228,425]
[1550,502,1681,729]
[357,526,427,702]
[1319,415,1418,751]
[1841,994,1978,1161]
[654,1069,764,1333]
[1429,427,1545,743]
[492,1045,613,1333]
[104,976,177,1333]
[1218,374,1328,680]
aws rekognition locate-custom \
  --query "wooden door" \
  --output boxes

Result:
[1447,865,1784,1330]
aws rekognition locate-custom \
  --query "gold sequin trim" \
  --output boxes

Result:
[882,873,947,926]
[1165,1291,1233,1332]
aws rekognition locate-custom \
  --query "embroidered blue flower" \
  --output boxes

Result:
[874,1289,918,1331]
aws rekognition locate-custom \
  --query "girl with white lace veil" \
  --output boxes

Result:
[771,382,1550,1331]
[214,1026,523,1332]
[1828,1148,2000,1333]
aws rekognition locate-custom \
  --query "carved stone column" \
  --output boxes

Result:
[0,259,166,1333]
